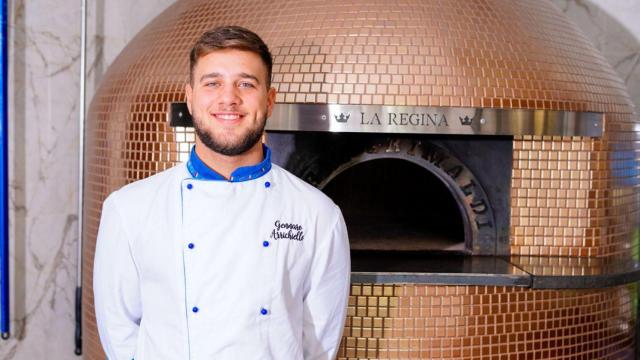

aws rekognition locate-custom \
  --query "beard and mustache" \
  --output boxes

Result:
[193,109,267,156]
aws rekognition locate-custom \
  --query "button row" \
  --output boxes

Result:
[190,306,269,316]
[184,181,273,190]
[186,241,269,249]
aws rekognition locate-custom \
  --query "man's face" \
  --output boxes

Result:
[185,49,275,156]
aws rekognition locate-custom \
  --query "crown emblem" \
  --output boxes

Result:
[459,116,473,126]
[334,113,350,123]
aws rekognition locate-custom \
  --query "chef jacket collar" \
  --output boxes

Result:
[186,144,272,182]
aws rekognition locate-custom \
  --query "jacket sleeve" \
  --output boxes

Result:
[93,193,142,360]
[302,206,351,360]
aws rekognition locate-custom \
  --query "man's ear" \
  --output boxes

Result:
[266,86,276,117]
[185,83,193,114]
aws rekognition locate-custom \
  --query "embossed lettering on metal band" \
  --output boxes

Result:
[169,103,603,137]
[267,104,603,137]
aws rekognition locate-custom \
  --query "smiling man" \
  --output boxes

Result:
[93,26,351,360]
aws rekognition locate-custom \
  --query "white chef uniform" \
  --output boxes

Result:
[93,145,351,360]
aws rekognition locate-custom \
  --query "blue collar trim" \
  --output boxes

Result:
[186,145,272,182]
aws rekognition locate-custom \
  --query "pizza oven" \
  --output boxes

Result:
[82,0,640,359]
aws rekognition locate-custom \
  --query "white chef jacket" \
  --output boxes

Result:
[93,146,351,360]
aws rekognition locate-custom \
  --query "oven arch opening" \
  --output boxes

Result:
[268,133,504,255]
[320,157,470,254]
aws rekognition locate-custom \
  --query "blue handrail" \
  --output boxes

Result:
[0,0,9,340]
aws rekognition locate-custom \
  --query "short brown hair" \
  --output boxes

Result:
[189,26,273,87]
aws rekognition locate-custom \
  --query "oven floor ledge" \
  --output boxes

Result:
[510,255,640,289]
[350,253,640,289]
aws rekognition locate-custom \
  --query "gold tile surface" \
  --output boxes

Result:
[338,284,635,359]
[510,127,639,257]
[82,0,639,359]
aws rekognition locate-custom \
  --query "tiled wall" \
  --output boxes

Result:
[339,284,635,359]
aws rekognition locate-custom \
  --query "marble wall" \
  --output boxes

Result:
[0,0,638,359]
[0,1,174,359]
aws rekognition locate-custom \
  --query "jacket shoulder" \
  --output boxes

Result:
[106,163,187,213]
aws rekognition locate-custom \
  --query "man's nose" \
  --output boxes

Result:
[218,84,241,106]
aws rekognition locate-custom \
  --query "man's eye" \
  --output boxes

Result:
[239,82,255,88]
[205,82,220,88]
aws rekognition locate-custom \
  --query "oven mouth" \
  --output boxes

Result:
[320,157,467,254]
[268,132,511,256]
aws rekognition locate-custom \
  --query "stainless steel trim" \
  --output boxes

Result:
[75,0,87,355]
[78,0,86,291]
[266,104,604,137]
[350,272,531,287]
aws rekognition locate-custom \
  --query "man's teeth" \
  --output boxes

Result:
[217,114,240,120]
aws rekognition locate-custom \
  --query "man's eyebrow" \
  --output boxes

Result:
[199,72,222,83]
[238,72,261,84]
[198,72,261,84]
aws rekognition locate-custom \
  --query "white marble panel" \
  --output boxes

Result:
[2,0,81,358]
[594,0,640,42]
[2,0,174,359]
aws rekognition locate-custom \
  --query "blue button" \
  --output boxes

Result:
[188,243,194,249]
[264,181,271,188]
[192,306,199,313]
[186,183,193,190]
[263,240,269,247]
[260,308,268,315]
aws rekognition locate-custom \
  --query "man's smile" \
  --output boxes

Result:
[212,111,245,122]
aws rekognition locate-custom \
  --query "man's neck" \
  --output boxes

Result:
[193,140,264,180]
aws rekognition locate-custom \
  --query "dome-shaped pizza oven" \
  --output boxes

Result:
[82,0,639,358]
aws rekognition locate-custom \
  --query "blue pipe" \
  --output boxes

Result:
[0,0,9,340]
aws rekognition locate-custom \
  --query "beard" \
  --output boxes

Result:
[193,112,267,156]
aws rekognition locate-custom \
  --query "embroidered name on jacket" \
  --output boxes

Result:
[270,220,305,241]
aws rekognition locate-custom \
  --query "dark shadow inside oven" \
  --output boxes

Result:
[322,158,466,253]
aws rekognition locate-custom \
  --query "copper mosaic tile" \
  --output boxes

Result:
[82,0,639,359]
[338,284,635,359]
[511,124,639,258]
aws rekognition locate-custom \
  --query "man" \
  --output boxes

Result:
[93,26,350,360]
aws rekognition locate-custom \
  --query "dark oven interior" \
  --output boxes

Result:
[322,158,465,252]
[267,132,513,260]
